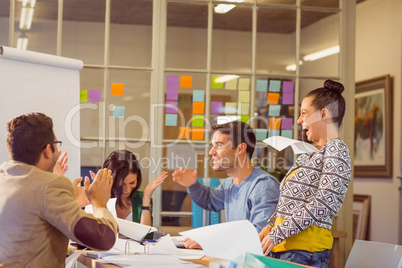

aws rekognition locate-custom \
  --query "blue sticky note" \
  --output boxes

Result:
[165,114,178,126]
[269,80,281,92]
[113,106,125,118]
[281,129,293,138]
[193,90,205,102]
[268,105,281,116]
[255,129,268,141]
[256,80,268,92]
[268,129,280,138]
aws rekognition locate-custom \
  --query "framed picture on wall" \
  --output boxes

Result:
[353,194,371,241]
[354,75,393,177]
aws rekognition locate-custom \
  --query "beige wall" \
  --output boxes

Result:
[355,0,402,244]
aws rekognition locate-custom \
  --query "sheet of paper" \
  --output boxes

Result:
[154,234,205,260]
[179,220,263,261]
[263,136,318,154]
[117,218,158,242]
[65,248,85,268]
[85,198,117,219]
[100,254,192,266]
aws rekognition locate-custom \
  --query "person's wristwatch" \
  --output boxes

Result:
[141,205,151,210]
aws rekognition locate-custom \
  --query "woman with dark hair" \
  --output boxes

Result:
[259,80,351,268]
[98,150,167,226]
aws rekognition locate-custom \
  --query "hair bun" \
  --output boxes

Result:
[324,79,344,94]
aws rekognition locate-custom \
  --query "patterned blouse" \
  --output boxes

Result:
[268,138,351,246]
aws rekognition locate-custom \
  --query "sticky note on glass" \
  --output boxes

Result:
[166,88,178,100]
[193,90,205,102]
[267,93,280,104]
[281,129,293,139]
[281,118,293,130]
[268,105,281,117]
[166,75,179,88]
[268,129,280,138]
[165,114,178,126]
[238,91,250,103]
[180,76,192,88]
[282,92,294,105]
[283,80,294,93]
[225,102,237,114]
[113,106,125,118]
[80,90,88,102]
[240,116,249,123]
[192,128,204,140]
[88,90,101,102]
[255,129,268,141]
[269,118,281,130]
[166,101,178,114]
[256,80,268,92]
[193,102,205,114]
[211,101,223,114]
[239,103,250,115]
[211,77,223,89]
[238,78,250,91]
[225,79,237,90]
[179,127,191,139]
[192,115,204,127]
[268,80,281,92]
[111,83,124,95]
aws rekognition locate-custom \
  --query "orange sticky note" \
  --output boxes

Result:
[267,93,280,104]
[192,128,204,140]
[269,118,282,130]
[192,102,205,114]
[180,76,193,88]
[179,127,191,139]
[111,83,124,95]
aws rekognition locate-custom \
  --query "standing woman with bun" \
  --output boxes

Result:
[259,80,351,268]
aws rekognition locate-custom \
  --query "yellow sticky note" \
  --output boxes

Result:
[269,118,282,130]
[225,79,237,90]
[111,83,124,95]
[80,90,88,102]
[267,93,280,104]
[238,78,250,90]
[192,128,204,140]
[179,127,191,139]
[238,91,250,103]
[239,103,250,115]
[225,102,237,114]
[193,102,205,114]
[180,76,193,88]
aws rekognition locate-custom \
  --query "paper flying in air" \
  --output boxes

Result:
[263,136,318,154]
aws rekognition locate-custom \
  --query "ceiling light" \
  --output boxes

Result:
[214,4,236,14]
[285,61,303,71]
[17,37,28,50]
[19,7,34,30]
[303,45,340,61]
[215,75,240,83]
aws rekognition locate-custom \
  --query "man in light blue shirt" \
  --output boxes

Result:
[173,121,280,249]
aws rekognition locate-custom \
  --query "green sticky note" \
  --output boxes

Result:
[255,129,268,141]
[268,105,281,116]
[269,80,281,92]
[165,114,178,126]
[238,78,250,90]
[281,129,293,138]
[256,80,268,92]
[240,115,249,123]
[113,106,125,118]
[192,115,204,127]
[238,91,250,102]
[211,77,223,89]
[80,90,88,102]
[225,79,237,90]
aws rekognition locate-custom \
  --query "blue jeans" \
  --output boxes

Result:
[268,249,330,268]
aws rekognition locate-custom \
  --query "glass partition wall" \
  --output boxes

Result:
[3,0,350,228]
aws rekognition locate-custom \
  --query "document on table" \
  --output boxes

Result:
[180,220,263,261]
[263,136,318,154]
[154,234,205,260]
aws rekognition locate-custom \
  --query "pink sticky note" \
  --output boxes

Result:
[281,118,293,130]
[283,81,294,93]
[166,88,178,100]
[282,92,294,105]
[211,101,223,114]
[166,76,179,88]
[166,101,178,113]
[88,90,101,102]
